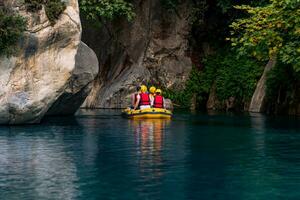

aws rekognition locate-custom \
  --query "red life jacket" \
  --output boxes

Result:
[154,95,164,108]
[139,93,150,106]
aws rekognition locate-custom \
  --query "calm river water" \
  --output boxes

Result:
[0,110,300,200]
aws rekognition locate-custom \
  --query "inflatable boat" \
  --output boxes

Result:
[122,108,172,119]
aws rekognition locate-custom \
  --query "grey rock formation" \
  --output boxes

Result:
[46,42,99,115]
[249,56,277,113]
[164,99,174,111]
[81,0,192,108]
[0,0,81,124]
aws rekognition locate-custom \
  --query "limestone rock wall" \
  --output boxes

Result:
[81,0,192,108]
[46,42,99,116]
[0,0,81,124]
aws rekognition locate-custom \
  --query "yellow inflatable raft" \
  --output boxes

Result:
[122,108,172,119]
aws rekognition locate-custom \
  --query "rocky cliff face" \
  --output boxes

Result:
[46,42,99,116]
[0,0,81,124]
[81,0,192,108]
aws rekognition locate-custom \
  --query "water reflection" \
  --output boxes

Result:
[130,119,170,196]
[249,113,267,157]
[0,126,80,200]
[131,119,170,154]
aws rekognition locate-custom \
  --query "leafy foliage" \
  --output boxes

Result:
[25,0,44,12]
[216,0,234,13]
[25,0,66,25]
[189,0,269,52]
[45,0,66,24]
[0,9,27,56]
[229,0,300,71]
[215,57,262,101]
[266,63,300,102]
[79,0,135,23]
[161,0,179,11]
[164,50,262,109]
[189,1,208,26]
[164,67,206,108]
[216,0,269,13]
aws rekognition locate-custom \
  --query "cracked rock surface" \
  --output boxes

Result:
[0,0,81,124]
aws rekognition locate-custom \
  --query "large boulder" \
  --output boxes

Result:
[46,42,99,115]
[0,0,81,124]
[81,0,192,108]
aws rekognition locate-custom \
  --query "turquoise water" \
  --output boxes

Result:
[0,110,300,200]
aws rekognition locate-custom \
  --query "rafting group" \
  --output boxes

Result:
[122,85,172,119]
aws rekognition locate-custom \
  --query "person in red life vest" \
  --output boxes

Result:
[131,86,141,109]
[149,86,156,105]
[153,89,164,108]
[134,85,151,110]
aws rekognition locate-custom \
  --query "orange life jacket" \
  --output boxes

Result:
[154,95,164,108]
[139,93,150,106]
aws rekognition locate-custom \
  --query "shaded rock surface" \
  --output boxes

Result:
[81,0,192,108]
[46,42,99,116]
[0,0,81,124]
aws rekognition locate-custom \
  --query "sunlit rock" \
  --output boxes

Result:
[0,0,81,124]
[46,42,99,116]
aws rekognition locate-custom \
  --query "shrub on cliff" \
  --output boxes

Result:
[164,50,262,109]
[45,0,66,24]
[211,53,262,103]
[79,0,135,24]
[25,0,66,25]
[266,63,300,112]
[25,0,44,12]
[0,9,27,56]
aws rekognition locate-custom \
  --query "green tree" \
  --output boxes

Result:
[79,0,135,23]
[0,9,27,56]
[164,50,262,109]
[230,0,300,71]
[44,0,66,24]
[25,0,66,25]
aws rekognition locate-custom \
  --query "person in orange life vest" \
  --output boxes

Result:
[131,86,141,109]
[153,89,164,108]
[134,85,151,110]
[149,86,156,106]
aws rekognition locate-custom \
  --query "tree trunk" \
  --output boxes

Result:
[190,93,197,111]
[249,56,277,113]
[207,82,218,110]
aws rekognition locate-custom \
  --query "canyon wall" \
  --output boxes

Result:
[82,0,192,108]
[0,0,97,124]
